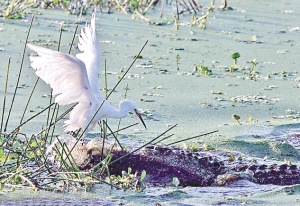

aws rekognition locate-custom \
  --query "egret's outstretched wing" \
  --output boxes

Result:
[28,43,96,131]
[28,43,94,106]
[76,8,103,99]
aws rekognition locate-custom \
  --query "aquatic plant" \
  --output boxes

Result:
[248,59,258,79]
[107,167,146,192]
[197,2,214,29]
[171,177,180,187]
[231,114,241,125]
[202,143,215,151]
[176,54,180,70]
[1,0,231,32]
[229,52,240,72]
[1,0,32,19]
[194,62,212,76]
[174,14,179,30]
[190,0,229,29]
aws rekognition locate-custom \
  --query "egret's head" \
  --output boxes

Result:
[119,99,138,111]
[119,99,147,129]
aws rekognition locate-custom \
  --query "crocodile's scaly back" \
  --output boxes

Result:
[48,135,300,187]
[104,145,226,186]
[233,163,300,185]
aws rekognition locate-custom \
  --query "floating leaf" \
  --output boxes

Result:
[202,143,215,151]
[232,114,242,125]
[231,52,240,59]
[227,153,235,162]
[182,143,189,150]
[229,66,237,72]
[128,167,132,174]
[172,177,180,187]
[247,114,254,122]
[135,180,146,192]
[238,155,243,161]
[140,170,146,181]
[191,144,198,151]
[134,54,143,59]
[0,149,4,158]
[284,159,292,166]
[30,140,38,148]
[210,91,224,95]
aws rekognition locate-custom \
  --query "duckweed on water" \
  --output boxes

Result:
[221,139,299,161]
[1,0,232,32]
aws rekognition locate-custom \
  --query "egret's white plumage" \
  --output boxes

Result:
[76,10,103,100]
[28,9,146,136]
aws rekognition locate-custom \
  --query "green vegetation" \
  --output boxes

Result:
[107,167,146,192]
[176,54,180,70]
[195,62,212,76]
[191,1,215,29]
[232,114,241,125]
[194,51,263,82]
[0,0,232,31]
[171,177,180,187]
[248,59,258,79]
[229,52,240,72]
[1,0,32,19]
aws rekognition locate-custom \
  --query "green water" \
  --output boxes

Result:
[1,0,300,205]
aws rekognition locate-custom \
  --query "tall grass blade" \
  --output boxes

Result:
[45,21,64,135]
[68,24,79,54]
[104,59,108,98]
[11,102,55,134]
[153,133,174,145]
[107,122,139,136]
[106,40,148,99]
[4,15,35,132]
[1,57,11,133]
[19,77,39,125]
[109,124,178,166]
[48,104,60,143]
[103,120,124,151]
[166,130,219,146]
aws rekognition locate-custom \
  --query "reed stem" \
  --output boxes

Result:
[109,124,178,165]
[1,57,11,133]
[166,130,218,146]
[4,15,35,132]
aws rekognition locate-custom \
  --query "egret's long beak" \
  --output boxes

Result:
[134,109,147,129]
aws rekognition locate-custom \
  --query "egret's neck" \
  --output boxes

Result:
[105,106,127,119]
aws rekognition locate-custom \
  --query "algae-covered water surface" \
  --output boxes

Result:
[0,0,300,205]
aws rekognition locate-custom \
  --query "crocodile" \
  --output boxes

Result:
[47,135,300,187]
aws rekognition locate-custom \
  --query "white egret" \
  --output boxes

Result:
[27,9,146,137]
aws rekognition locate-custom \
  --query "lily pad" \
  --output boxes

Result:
[231,52,241,59]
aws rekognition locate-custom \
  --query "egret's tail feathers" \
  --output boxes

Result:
[63,120,80,132]
[63,102,90,132]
